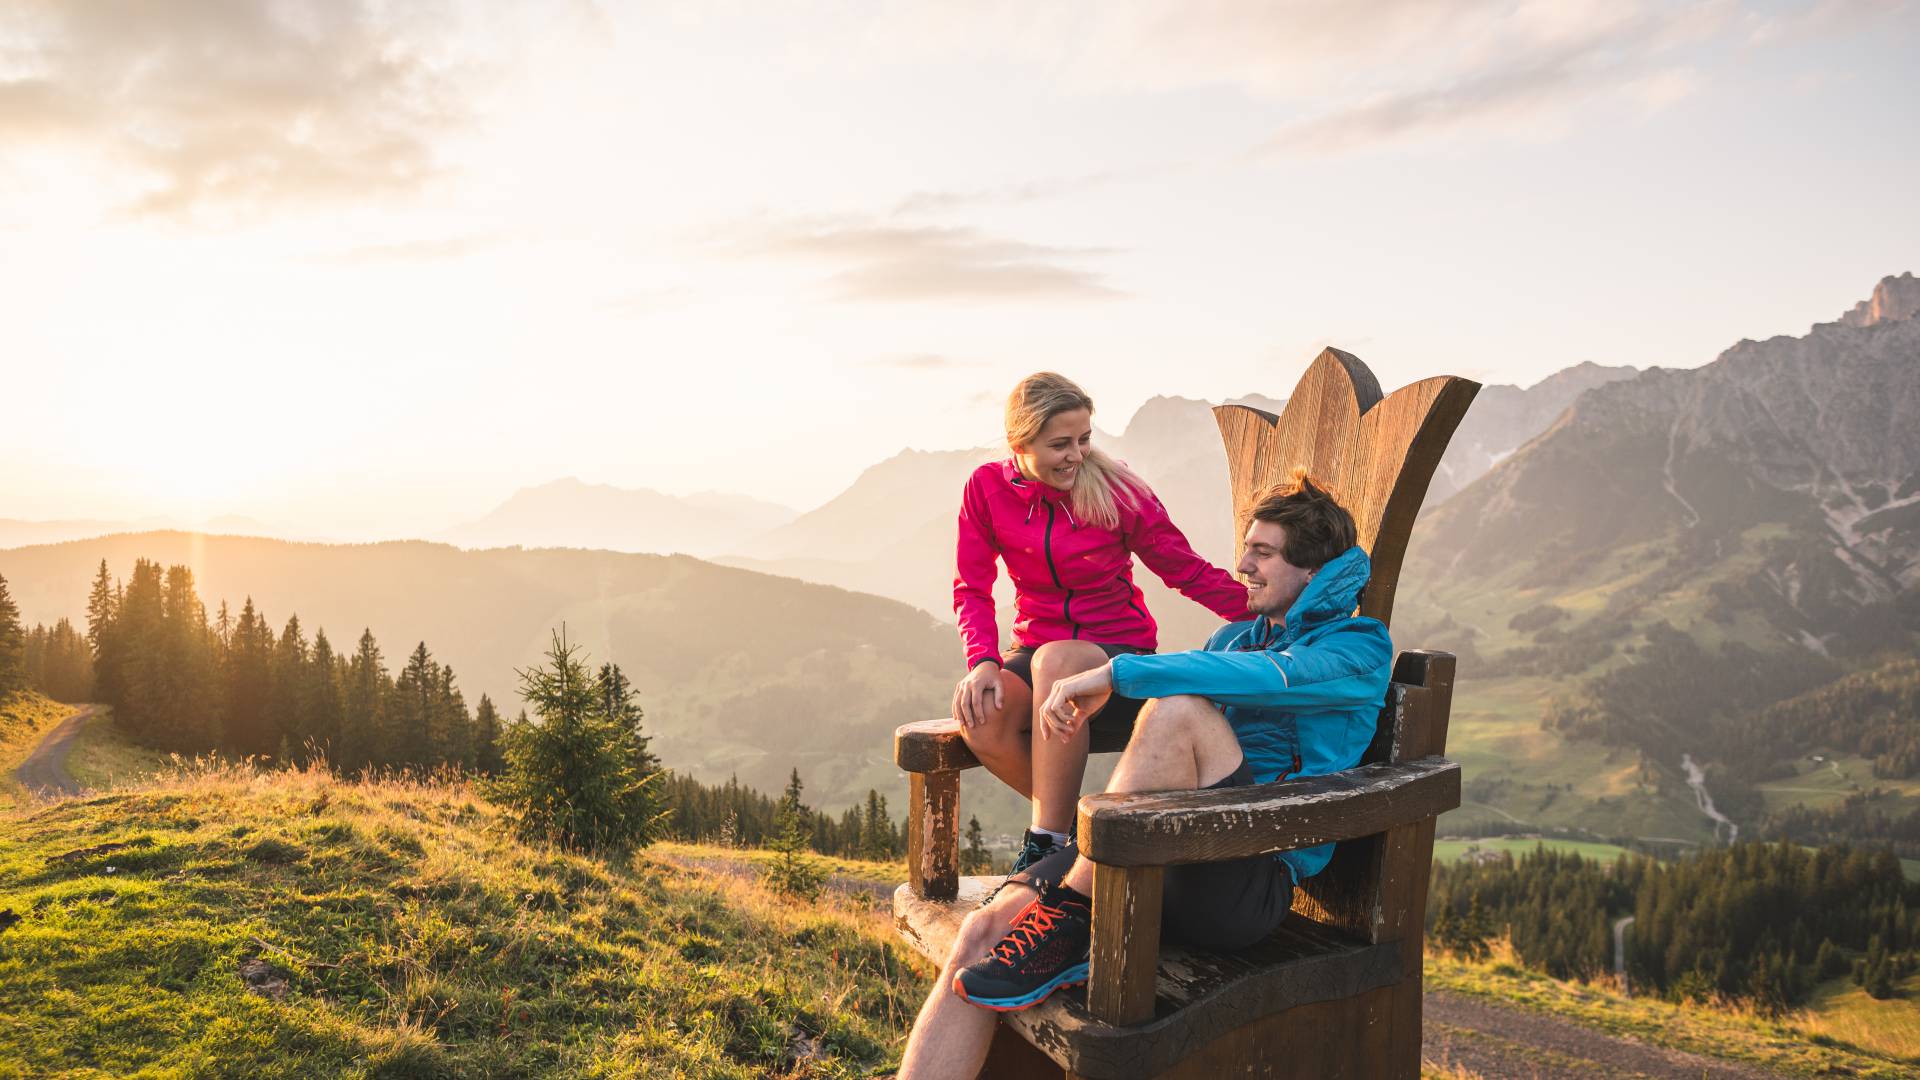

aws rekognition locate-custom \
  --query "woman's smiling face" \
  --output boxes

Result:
[1017,407,1091,491]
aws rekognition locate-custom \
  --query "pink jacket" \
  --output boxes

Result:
[954,460,1249,668]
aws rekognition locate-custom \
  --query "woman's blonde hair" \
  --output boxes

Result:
[1004,372,1146,530]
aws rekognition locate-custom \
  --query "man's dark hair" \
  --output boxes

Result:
[1247,468,1357,569]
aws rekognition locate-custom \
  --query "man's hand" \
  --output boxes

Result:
[1038,663,1113,741]
[951,662,1003,728]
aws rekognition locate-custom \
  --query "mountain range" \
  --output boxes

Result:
[5,273,1914,848]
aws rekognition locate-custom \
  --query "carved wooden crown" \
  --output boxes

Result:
[1213,347,1479,627]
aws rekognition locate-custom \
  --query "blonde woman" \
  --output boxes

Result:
[952,372,1249,870]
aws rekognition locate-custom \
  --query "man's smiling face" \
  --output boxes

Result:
[1237,519,1315,623]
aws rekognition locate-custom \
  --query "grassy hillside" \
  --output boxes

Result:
[1428,941,1920,1078]
[0,764,927,1078]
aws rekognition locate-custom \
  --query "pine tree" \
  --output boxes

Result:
[766,770,825,901]
[223,597,275,757]
[341,629,388,772]
[472,694,504,775]
[268,615,311,760]
[392,642,438,768]
[308,629,344,767]
[497,631,662,852]
[0,572,25,698]
[860,789,895,861]
[153,566,218,751]
[438,665,472,770]
[962,815,990,874]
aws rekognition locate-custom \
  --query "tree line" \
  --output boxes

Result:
[662,767,905,861]
[7,561,915,874]
[79,558,504,774]
[1429,841,1920,1012]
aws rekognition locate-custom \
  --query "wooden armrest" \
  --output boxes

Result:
[1077,757,1460,868]
[894,719,981,773]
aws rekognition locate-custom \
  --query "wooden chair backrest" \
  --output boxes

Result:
[1214,347,1478,627]
[1214,349,1477,943]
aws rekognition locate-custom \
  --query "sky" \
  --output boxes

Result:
[2,0,1916,536]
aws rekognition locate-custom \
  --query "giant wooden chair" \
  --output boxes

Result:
[893,349,1480,1079]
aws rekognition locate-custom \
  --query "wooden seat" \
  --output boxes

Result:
[894,349,1479,1079]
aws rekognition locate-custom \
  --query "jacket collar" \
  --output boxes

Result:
[1000,459,1074,506]
[1266,545,1372,648]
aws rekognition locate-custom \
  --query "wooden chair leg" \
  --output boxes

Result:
[1087,862,1164,1025]
[908,769,960,899]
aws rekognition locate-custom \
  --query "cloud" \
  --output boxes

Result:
[0,0,470,217]
[308,233,503,265]
[852,1,1773,158]
[598,287,695,315]
[1251,4,1729,155]
[1748,0,1913,43]
[863,353,985,370]
[730,217,1124,303]
[892,171,1132,216]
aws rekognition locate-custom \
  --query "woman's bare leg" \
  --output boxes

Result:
[955,670,1035,799]
[1028,640,1114,834]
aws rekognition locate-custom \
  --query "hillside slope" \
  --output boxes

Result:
[0,765,925,1078]
[0,535,955,814]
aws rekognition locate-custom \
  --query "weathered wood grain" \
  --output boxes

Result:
[895,719,982,773]
[1076,758,1460,868]
[1088,864,1164,1025]
[908,769,960,899]
[893,881,1402,1079]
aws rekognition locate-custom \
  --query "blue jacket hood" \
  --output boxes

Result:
[1277,545,1371,646]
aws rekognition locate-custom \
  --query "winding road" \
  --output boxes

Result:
[10,704,101,798]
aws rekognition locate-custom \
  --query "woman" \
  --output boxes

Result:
[953,372,1249,870]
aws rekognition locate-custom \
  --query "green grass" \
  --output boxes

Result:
[0,692,79,813]
[0,763,930,1078]
[1800,971,1920,1063]
[1427,943,1920,1078]
[61,708,171,793]
[1431,837,1634,865]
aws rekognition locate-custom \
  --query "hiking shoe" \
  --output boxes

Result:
[1010,828,1060,874]
[952,884,1093,1011]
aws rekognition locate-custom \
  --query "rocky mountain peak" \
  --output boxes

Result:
[1838,271,1920,328]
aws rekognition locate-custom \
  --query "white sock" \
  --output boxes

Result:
[1033,827,1069,845]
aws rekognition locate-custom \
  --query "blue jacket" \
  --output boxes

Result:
[1108,546,1392,883]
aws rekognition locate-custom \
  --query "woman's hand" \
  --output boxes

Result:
[952,662,1003,728]
[1039,664,1113,742]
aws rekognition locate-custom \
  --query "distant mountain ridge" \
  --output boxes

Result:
[443,477,798,557]
[1406,273,1920,648]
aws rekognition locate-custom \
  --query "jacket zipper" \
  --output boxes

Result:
[1042,503,1080,638]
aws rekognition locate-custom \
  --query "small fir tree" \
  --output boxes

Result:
[765,769,825,901]
[497,630,663,852]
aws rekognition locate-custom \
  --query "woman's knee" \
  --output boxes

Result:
[958,703,1026,757]
[1031,639,1108,681]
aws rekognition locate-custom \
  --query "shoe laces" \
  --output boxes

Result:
[993,897,1069,965]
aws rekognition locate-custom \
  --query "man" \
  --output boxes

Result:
[897,473,1392,1078]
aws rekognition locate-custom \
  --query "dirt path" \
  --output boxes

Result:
[11,705,102,798]
[1423,990,1785,1079]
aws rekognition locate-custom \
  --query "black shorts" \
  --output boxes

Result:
[1014,759,1294,951]
[1001,642,1151,736]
